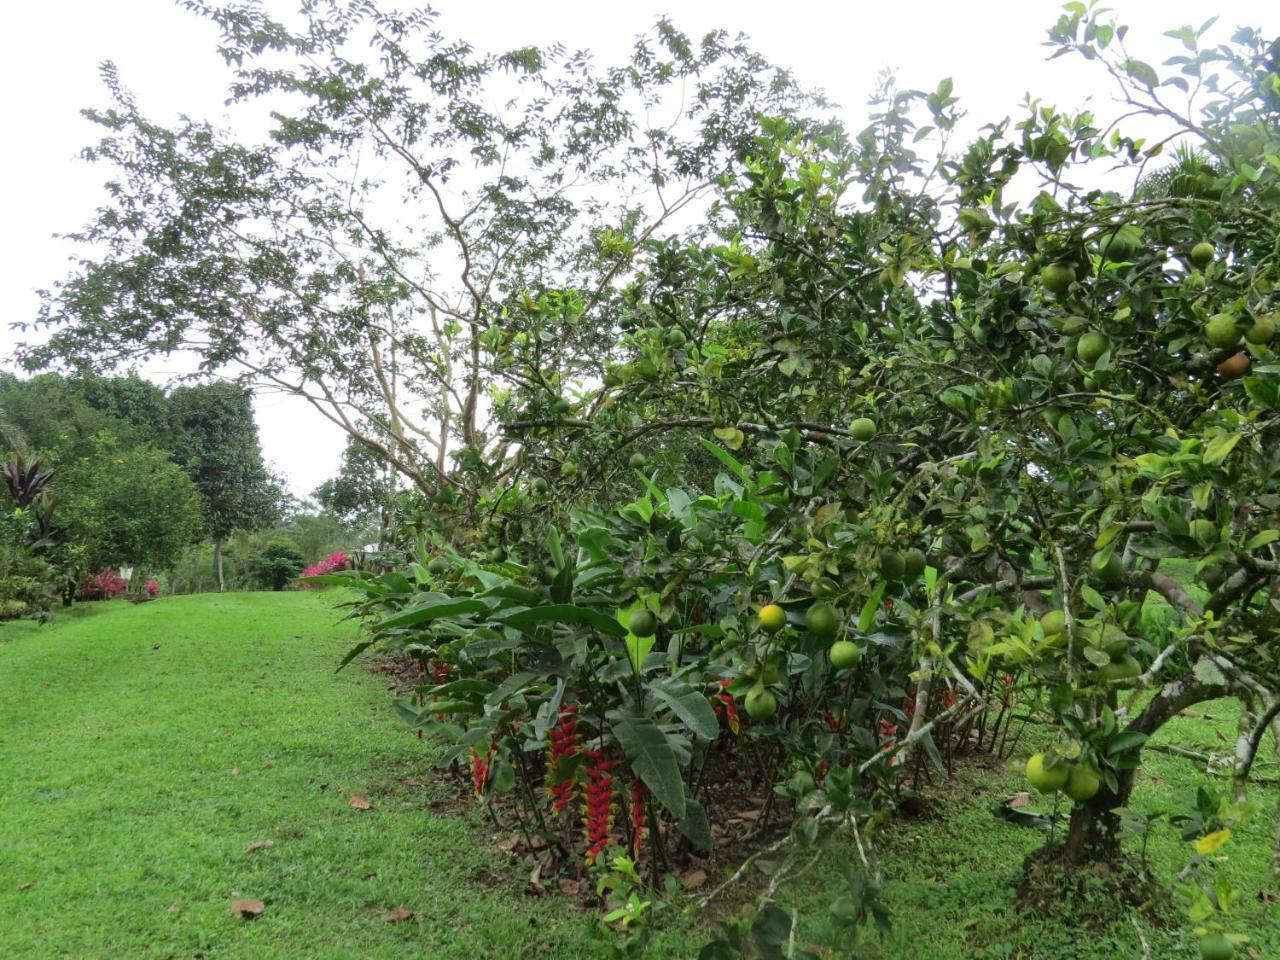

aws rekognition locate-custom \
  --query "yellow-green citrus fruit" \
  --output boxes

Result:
[602,367,622,388]
[744,685,778,720]
[637,358,660,381]
[628,452,647,469]
[1205,312,1240,349]
[1099,624,1130,659]
[426,557,449,575]
[1097,224,1142,261]
[560,461,579,478]
[1063,764,1102,802]
[1190,241,1216,269]
[805,603,840,639]
[1041,262,1076,296]
[758,604,787,634]
[664,327,687,348]
[879,548,906,581]
[1096,654,1141,684]
[1245,314,1275,344]
[1201,565,1227,591]
[1076,332,1110,365]
[1190,518,1218,548]
[1026,753,1069,793]
[628,609,658,637]
[531,477,549,494]
[551,397,572,415]
[1096,553,1125,584]
[1198,933,1235,960]
[811,577,840,599]
[1217,351,1251,378]
[486,547,506,563]
[902,548,927,579]
[1040,610,1067,636]
[850,417,877,442]
[829,640,862,670]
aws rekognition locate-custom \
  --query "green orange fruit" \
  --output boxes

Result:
[1205,312,1240,349]
[1198,933,1235,960]
[829,640,862,669]
[1041,262,1076,296]
[1063,763,1102,802]
[628,609,658,637]
[1076,332,1110,365]
[628,452,648,469]
[1190,241,1216,269]
[1245,314,1275,344]
[805,603,840,639]
[902,548,927,579]
[744,685,778,720]
[1026,753,1068,793]
[879,548,906,581]
[850,417,877,442]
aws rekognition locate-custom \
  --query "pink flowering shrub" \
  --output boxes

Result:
[297,550,350,587]
[145,578,159,598]
[81,568,128,600]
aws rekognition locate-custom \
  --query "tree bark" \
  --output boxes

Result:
[214,539,225,593]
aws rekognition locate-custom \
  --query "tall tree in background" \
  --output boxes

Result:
[169,382,280,591]
[20,1,823,504]
[313,435,396,534]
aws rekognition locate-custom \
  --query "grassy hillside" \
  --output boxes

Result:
[2,594,1276,959]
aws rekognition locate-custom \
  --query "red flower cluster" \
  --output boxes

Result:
[710,678,739,734]
[470,744,494,797]
[298,551,351,585]
[145,579,159,598]
[547,705,580,815]
[878,716,900,767]
[629,778,647,856]
[582,748,615,864]
[81,568,127,600]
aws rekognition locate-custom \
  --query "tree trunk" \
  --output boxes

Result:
[1054,671,1229,867]
[214,539,225,593]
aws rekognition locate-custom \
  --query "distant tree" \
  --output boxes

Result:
[313,436,395,530]
[247,541,305,591]
[169,382,281,591]
[59,437,203,574]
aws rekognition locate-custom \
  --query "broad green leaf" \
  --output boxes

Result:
[1106,731,1149,756]
[677,787,713,852]
[650,678,720,740]
[1245,530,1280,551]
[1202,432,1241,466]
[379,598,488,629]
[611,714,685,817]
[498,604,627,636]
[625,633,656,673]
[859,582,887,631]
[699,437,746,480]
[713,426,745,450]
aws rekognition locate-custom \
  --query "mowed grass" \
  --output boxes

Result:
[2,592,1278,959]
[0,593,683,959]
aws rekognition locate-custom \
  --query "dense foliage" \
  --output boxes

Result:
[22,1,1280,956]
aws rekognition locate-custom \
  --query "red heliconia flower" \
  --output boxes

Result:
[547,705,581,815]
[943,687,956,709]
[581,748,616,864]
[816,759,829,786]
[710,678,739,735]
[629,778,647,856]
[470,744,494,797]
[878,717,899,767]
[819,709,842,732]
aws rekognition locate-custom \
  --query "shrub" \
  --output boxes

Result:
[297,550,350,586]
[80,568,128,600]
[247,542,306,591]
[145,578,159,598]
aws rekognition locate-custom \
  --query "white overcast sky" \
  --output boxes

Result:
[1,0,1274,496]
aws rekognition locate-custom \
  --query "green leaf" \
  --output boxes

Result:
[625,633,656,673]
[498,604,627,637]
[1080,585,1107,612]
[677,787,713,852]
[1202,432,1241,466]
[1123,58,1159,86]
[336,640,374,672]
[1245,530,1280,551]
[1106,731,1149,756]
[699,437,746,480]
[546,527,565,571]
[713,426,745,450]
[650,678,720,740]
[379,598,489,629]
[611,714,685,817]
[859,582,887,631]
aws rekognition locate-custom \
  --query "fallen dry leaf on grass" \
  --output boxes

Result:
[244,840,274,855]
[231,767,240,777]
[348,794,372,810]
[679,868,707,891]
[1009,792,1032,809]
[558,878,582,896]
[231,899,264,919]
[384,906,415,923]
[17,881,36,891]
[493,835,521,853]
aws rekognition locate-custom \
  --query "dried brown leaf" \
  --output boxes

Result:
[493,836,521,853]
[348,794,372,811]
[679,868,707,891]
[231,899,264,919]
[384,906,415,923]
[244,840,274,855]
[558,878,582,896]
[1009,792,1032,809]
[17,881,36,891]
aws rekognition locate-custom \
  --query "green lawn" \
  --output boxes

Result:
[2,593,1277,959]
